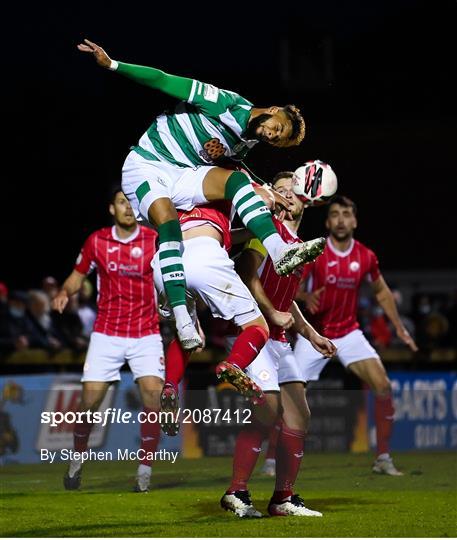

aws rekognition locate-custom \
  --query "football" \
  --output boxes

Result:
[292,160,338,206]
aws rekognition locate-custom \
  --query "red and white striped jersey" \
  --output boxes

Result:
[247,217,306,342]
[302,238,381,339]
[74,225,159,338]
[178,201,233,251]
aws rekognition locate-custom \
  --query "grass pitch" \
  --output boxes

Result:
[1,452,456,537]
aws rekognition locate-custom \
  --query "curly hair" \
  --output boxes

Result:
[283,104,306,146]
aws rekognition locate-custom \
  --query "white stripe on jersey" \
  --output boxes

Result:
[198,114,232,151]
[161,256,184,267]
[188,79,197,103]
[160,241,181,251]
[218,110,244,137]
[138,130,169,161]
[156,115,194,167]
[174,104,205,157]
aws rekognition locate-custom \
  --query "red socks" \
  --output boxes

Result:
[140,407,161,466]
[273,424,305,502]
[227,325,268,370]
[73,415,92,453]
[165,338,190,388]
[228,420,270,492]
[266,421,282,460]
[375,394,394,456]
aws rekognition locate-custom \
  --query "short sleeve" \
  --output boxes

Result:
[74,235,95,275]
[367,250,381,282]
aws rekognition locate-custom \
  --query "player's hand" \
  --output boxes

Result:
[308,332,337,358]
[396,326,418,352]
[77,39,112,69]
[52,291,69,314]
[269,310,294,330]
[305,286,325,314]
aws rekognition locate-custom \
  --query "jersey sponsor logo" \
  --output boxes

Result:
[199,138,226,162]
[203,84,219,103]
[108,246,120,254]
[131,247,143,259]
[350,261,360,272]
[327,260,338,267]
[327,274,337,284]
[108,261,117,272]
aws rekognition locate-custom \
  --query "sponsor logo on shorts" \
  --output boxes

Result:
[259,370,270,381]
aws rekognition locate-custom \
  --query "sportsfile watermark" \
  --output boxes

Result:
[40,407,252,428]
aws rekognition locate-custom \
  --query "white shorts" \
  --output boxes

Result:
[81,332,165,383]
[122,150,213,220]
[295,329,380,382]
[153,236,261,327]
[226,337,304,392]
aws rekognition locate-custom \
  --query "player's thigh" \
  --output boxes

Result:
[294,334,329,382]
[82,332,127,384]
[280,381,310,432]
[172,165,217,209]
[245,340,280,394]
[182,237,261,326]
[336,330,389,392]
[126,333,165,383]
[136,375,164,411]
[200,166,234,201]
[122,152,176,223]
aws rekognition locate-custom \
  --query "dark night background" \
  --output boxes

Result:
[3,0,456,289]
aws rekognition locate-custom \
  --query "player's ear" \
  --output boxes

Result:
[353,216,358,230]
[109,204,115,217]
[325,218,330,230]
[268,106,279,114]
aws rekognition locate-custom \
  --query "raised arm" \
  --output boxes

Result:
[77,39,193,101]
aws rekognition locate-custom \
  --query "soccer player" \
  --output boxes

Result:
[77,39,325,351]
[52,190,164,492]
[291,195,418,475]
[221,172,336,517]
[155,186,278,435]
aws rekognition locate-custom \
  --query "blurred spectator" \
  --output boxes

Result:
[412,293,451,350]
[41,276,59,302]
[0,290,33,353]
[77,278,96,338]
[445,289,457,348]
[26,290,62,351]
[52,295,88,351]
[389,289,416,348]
[0,282,8,318]
[369,306,392,349]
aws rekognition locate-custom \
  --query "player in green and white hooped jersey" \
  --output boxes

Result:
[78,39,326,351]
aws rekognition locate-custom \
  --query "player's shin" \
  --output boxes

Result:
[157,221,201,350]
[272,424,305,501]
[227,418,270,493]
[225,172,285,261]
[226,325,268,370]
[374,393,394,456]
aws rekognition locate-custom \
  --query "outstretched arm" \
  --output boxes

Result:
[77,39,193,100]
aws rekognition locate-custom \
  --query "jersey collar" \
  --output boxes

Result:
[111,225,140,244]
[327,237,354,257]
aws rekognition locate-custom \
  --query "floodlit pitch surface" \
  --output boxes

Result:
[1,452,456,537]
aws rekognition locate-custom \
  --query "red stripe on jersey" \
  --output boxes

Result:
[178,201,232,251]
[259,217,307,341]
[74,226,159,338]
[303,238,381,339]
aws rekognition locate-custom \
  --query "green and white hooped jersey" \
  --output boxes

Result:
[134,81,257,167]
